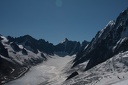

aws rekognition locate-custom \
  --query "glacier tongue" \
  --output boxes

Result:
[4,55,73,85]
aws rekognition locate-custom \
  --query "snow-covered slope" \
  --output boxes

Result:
[63,51,128,85]
[73,8,128,70]
[112,79,128,85]
[0,35,47,84]
[64,8,128,85]
[1,35,47,65]
[4,55,73,85]
[0,35,82,84]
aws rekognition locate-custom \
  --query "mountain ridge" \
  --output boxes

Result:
[63,8,128,85]
[7,35,89,56]
[72,8,128,70]
[0,34,88,84]
[1,7,128,85]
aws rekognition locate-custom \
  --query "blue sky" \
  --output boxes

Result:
[0,0,128,44]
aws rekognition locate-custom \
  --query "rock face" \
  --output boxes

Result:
[10,42,21,52]
[0,35,46,84]
[72,8,128,71]
[0,56,25,84]
[0,42,9,58]
[22,48,28,55]
[66,71,79,80]
[55,38,86,56]
[0,34,88,84]
[7,35,89,56]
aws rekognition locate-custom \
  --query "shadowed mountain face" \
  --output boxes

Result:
[7,35,89,56]
[66,71,79,80]
[55,38,82,56]
[7,35,54,54]
[0,42,9,58]
[72,8,128,71]
[0,35,47,84]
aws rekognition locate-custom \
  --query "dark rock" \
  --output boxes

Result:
[8,35,87,56]
[25,41,38,54]
[72,8,128,71]
[0,36,3,41]
[55,38,82,56]
[0,42,9,58]
[22,48,28,55]
[66,71,79,80]
[41,53,47,61]
[0,56,15,75]
[10,42,21,52]
[7,36,15,43]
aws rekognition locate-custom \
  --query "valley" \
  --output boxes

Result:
[0,5,128,85]
[4,55,73,85]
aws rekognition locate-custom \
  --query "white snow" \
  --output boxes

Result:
[112,79,128,85]
[62,51,128,85]
[4,55,73,85]
[18,45,24,49]
[0,37,44,65]
[92,51,128,85]
[1,36,8,43]
[98,20,115,39]
[84,44,88,50]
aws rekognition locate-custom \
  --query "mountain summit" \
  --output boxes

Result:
[72,8,128,70]
[60,38,69,44]
[63,8,128,85]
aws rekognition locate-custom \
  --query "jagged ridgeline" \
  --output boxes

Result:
[0,34,88,84]
[64,8,128,85]
[72,8,128,70]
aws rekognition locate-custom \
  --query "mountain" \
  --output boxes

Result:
[7,35,89,56]
[7,35,55,54]
[72,8,128,70]
[63,51,128,85]
[0,35,48,84]
[63,8,128,84]
[0,34,88,84]
[1,7,128,85]
[2,7,128,85]
[55,38,88,56]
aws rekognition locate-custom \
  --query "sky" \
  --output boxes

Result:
[0,0,128,45]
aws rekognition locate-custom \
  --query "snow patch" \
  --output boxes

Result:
[1,36,8,43]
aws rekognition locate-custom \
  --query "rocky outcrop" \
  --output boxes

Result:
[66,71,79,80]
[72,8,128,71]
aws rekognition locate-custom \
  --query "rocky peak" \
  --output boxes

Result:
[72,8,128,71]
[61,38,69,44]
